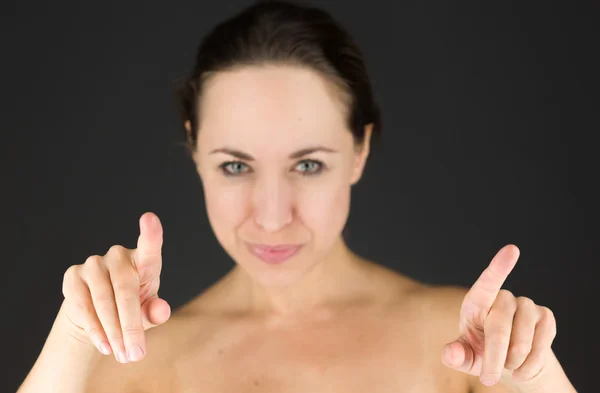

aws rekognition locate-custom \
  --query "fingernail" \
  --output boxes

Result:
[481,377,497,386]
[99,341,111,355]
[128,345,144,362]
[444,346,452,363]
[117,350,129,363]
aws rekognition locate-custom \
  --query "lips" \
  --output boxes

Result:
[247,243,303,264]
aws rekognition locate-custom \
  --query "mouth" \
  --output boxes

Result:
[246,243,303,265]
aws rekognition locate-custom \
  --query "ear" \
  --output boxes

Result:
[350,123,373,185]
[184,120,193,145]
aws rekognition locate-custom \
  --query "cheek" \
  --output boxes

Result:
[301,159,355,237]
[203,181,249,246]
[297,178,351,241]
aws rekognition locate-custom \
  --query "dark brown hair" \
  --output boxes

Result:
[174,0,382,154]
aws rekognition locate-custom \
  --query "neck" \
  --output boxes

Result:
[220,236,374,322]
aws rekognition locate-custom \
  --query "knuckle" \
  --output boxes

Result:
[497,291,517,314]
[82,257,106,277]
[62,265,80,295]
[85,255,103,266]
[94,294,116,308]
[84,325,102,337]
[509,342,532,357]
[106,331,124,342]
[489,331,511,346]
[517,296,535,307]
[539,306,557,333]
[114,288,140,305]
[497,289,515,303]
[542,307,557,338]
[488,306,514,321]
[63,264,78,280]
[104,251,136,277]
[112,266,140,288]
[107,244,127,255]
[72,300,91,315]
[493,290,517,310]
[539,306,554,321]
[121,326,144,337]
[110,265,138,287]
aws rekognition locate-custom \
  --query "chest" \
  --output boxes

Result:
[155,316,468,393]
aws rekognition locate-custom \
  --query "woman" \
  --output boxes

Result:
[18,1,576,392]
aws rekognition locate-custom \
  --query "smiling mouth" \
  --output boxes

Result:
[246,243,303,264]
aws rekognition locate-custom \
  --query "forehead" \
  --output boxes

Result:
[197,65,351,150]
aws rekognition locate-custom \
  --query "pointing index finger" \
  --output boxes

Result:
[133,212,163,283]
[463,244,520,313]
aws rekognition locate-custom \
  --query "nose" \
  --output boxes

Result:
[252,174,293,233]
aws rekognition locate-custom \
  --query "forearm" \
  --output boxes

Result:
[17,301,103,393]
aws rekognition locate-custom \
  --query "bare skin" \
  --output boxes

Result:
[87,255,478,393]
[84,66,516,393]
[19,63,574,393]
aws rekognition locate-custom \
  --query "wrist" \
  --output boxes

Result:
[54,301,96,349]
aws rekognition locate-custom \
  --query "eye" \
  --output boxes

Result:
[295,159,324,175]
[219,161,251,176]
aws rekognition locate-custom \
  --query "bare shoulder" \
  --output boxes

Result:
[369,263,473,392]
[416,282,469,324]
[390,272,470,346]
[368,262,470,350]
[367,260,469,322]
[85,308,214,393]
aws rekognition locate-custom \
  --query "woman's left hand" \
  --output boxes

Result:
[441,244,557,388]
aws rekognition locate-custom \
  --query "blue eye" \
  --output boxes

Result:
[219,160,325,177]
[295,160,324,175]
[220,161,250,176]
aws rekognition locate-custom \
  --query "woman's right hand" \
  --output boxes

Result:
[60,212,171,364]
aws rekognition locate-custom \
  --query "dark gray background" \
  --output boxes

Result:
[2,1,597,392]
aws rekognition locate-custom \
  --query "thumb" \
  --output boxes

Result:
[141,296,171,329]
[442,338,474,373]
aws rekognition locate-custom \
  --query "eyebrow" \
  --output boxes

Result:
[209,146,338,160]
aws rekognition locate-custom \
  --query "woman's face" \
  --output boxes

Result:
[188,65,371,286]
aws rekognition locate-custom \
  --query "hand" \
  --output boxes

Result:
[441,244,557,387]
[61,212,171,364]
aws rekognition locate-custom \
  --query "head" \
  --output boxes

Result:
[174,0,382,287]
